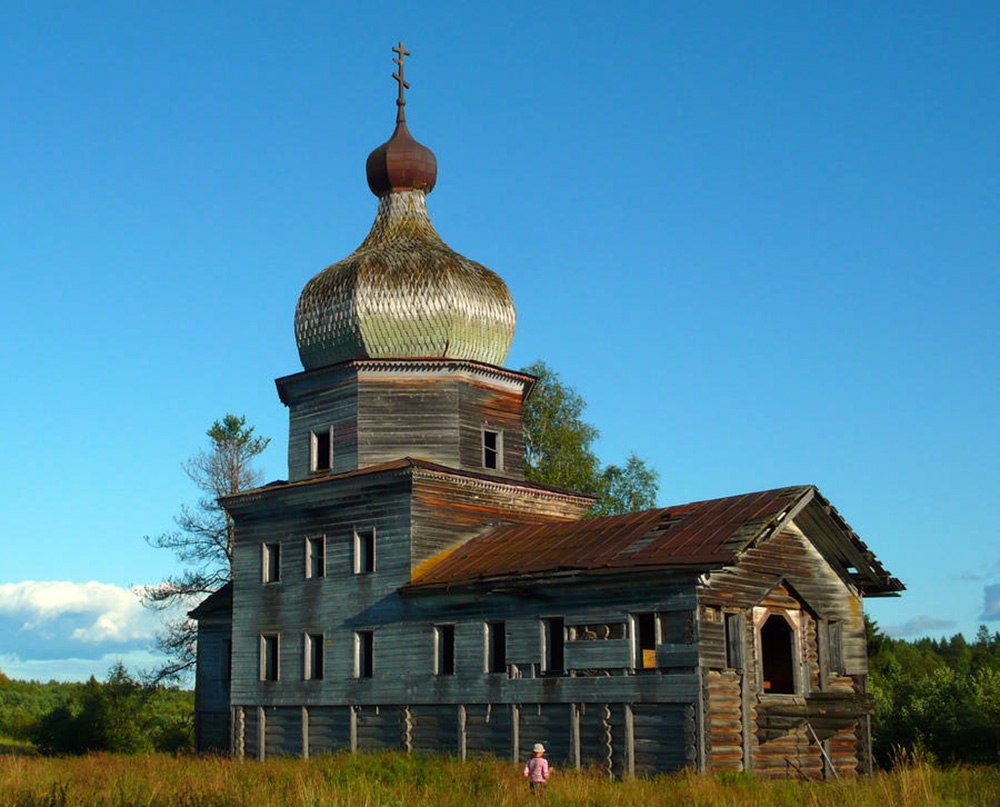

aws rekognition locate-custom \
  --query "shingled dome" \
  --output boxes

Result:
[294,73,515,371]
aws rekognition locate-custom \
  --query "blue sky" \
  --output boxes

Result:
[1,2,997,682]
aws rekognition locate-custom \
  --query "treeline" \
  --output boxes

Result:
[868,621,1000,767]
[0,662,192,754]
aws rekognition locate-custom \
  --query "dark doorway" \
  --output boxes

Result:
[760,615,795,694]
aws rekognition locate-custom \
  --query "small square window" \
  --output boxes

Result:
[262,542,281,584]
[482,428,502,470]
[305,536,325,579]
[305,633,324,680]
[356,631,374,678]
[354,528,376,574]
[435,625,455,676]
[310,427,333,473]
[260,634,279,681]
[486,622,506,674]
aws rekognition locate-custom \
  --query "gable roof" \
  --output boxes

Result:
[187,582,233,620]
[407,485,903,595]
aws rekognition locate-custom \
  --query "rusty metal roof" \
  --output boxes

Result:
[409,485,813,588]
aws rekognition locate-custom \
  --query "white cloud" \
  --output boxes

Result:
[884,615,957,638]
[0,580,160,643]
[980,584,1000,622]
[0,580,192,680]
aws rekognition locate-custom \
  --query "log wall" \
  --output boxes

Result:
[698,521,870,779]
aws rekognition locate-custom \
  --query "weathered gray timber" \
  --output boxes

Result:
[196,461,900,776]
[697,513,876,778]
[277,360,532,483]
[189,584,232,753]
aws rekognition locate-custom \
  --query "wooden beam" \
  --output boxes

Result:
[625,704,635,778]
[458,705,467,761]
[572,703,581,770]
[512,704,520,765]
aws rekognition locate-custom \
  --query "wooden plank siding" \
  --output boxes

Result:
[280,363,530,483]
[194,621,231,712]
[229,471,414,707]
[357,376,462,470]
[285,374,358,483]
[457,377,525,478]
[698,520,869,778]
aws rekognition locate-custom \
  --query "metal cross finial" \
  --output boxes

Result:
[392,41,411,123]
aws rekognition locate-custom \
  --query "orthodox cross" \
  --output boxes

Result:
[392,41,411,122]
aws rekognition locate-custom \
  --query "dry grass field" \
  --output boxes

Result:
[1,752,998,807]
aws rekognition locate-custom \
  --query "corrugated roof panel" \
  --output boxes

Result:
[410,486,812,587]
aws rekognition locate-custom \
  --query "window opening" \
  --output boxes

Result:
[261,635,279,681]
[263,543,281,583]
[568,622,626,641]
[487,622,506,673]
[543,617,564,673]
[828,620,844,676]
[356,631,374,678]
[634,612,657,669]
[354,529,376,574]
[222,640,232,682]
[310,428,333,473]
[305,536,325,579]
[435,625,455,675]
[305,633,324,680]
[482,429,501,470]
[724,613,744,670]
[760,614,796,693]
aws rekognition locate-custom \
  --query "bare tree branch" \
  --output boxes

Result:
[140,414,269,684]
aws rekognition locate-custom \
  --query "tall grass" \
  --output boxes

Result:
[1,751,997,806]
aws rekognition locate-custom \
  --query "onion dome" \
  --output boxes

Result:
[366,120,437,196]
[295,43,516,371]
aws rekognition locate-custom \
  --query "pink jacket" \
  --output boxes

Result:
[524,756,551,783]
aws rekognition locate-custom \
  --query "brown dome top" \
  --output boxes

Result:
[366,120,437,196]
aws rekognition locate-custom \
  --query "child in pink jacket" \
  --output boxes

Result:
[523,742,552,796]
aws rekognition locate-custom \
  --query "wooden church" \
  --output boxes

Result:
[190,45,903,778]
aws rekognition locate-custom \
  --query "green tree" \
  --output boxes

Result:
[593,454,660,518]
[868,624,1000,767]
[141,414,270,683]
[521,361,659,516]
[28,663,193,755]
[77,663,153,753]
